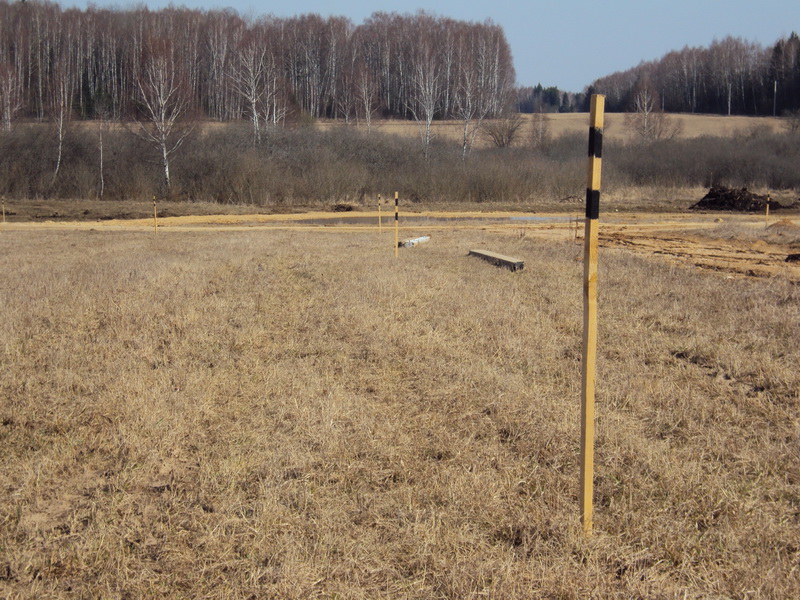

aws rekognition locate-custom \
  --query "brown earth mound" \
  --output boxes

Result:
[768,219,800,233]
[690,185,797,212]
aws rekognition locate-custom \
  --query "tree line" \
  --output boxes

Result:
[588,33,800,116]
[2,122,798,206]
[516,85,583,114]
[0,1,515,134]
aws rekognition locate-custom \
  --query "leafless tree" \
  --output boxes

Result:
[628,85,659,141]
[406,23,443,159]
[626,84,682,144]
[1,3,522,128]
[49,61,74,186]
[335,39,358,124]
[591,34,781,116]
[482,111,524,148]
[205,11,242,121]
[530,109,551,150]
[348,27,379,132]
[232,38,267,144]
[259,43,289,127]
[454,71,486,159]
[785,109,800,134]
[135,41,194,193]
[0,63,22,132]
[356,63,379,133]
[95,103,114,197]
[454,42,484,160]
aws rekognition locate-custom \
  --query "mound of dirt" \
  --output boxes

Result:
[690,185,798,212]
[767,219,800,233]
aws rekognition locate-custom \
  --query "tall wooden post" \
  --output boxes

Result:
[765,193,770,229]
[580,94,604,536]
[153,196,158,235]
[378,194,383,233]
[394,191,399,258]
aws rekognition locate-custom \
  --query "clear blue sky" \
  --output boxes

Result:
[70,0,799,92]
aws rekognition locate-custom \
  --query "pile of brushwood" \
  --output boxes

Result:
[690,185,798,211]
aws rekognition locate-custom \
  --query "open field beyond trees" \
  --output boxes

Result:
[1,215,799,598]
[321,112,791,145]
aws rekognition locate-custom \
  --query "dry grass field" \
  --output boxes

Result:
[319,113,788,146]
[1,221,799,598]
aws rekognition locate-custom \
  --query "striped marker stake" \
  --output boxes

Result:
[765,193,770,229]
[378,194,383,233]
[580,94,604,536]
[153,196,158,235]
[394,191,399,258]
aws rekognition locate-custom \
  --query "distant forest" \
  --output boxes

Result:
[588,34,800,116]
[2,1,798,129]
[516,85,584,114]
[0,0,515,130]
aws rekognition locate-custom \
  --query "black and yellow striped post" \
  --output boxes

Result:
[153,196,158,235]
[765,192,770,229]
[580,94,604,536]
[394,191,399,258]
[378,194,383,233]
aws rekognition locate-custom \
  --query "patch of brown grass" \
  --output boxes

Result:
[0,228,798,598]
[318,113,787,146]
[0,198,319,224]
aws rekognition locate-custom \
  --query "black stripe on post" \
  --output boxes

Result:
[586,122,603,220]
[585,189,600,220]
[588,127,603,159]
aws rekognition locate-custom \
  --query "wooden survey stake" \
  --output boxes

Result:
[394,192,399,258]
[765,193,770,228]
[580,94,604,536]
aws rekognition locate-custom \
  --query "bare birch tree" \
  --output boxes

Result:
[407,34,442,160]
[626,84,682,143]
[232,38,267,144]
[50,61,74,186]
[530,109,551,150]
[96,103,113,197]
[454,65,485,160]
[629,85,659,141]
[135,41,194,193]
[356,62,379,133]
[454,32,491,160]
[0,63,22,132]
[261,51,289,126]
